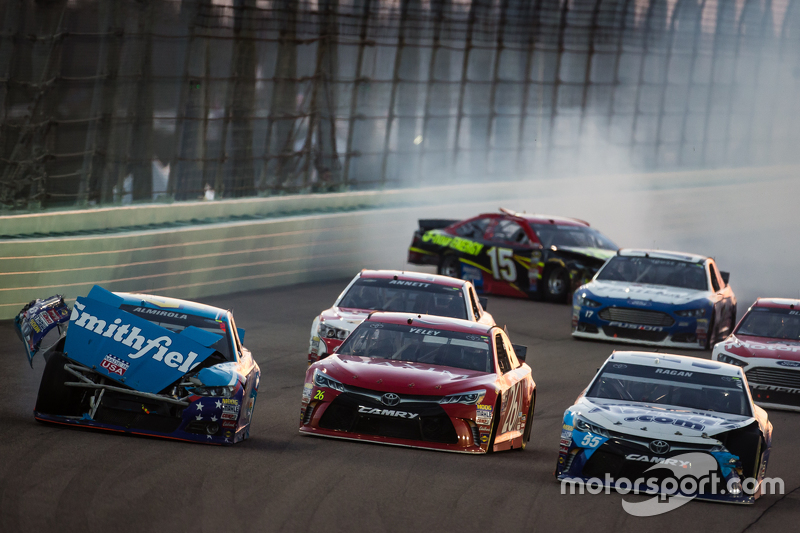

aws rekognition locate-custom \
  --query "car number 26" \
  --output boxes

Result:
[580,434,603,447]
[487,247,516,282]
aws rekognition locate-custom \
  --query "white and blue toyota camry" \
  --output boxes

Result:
[571,249,736,350]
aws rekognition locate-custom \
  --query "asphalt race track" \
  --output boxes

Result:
[1,280,799,533]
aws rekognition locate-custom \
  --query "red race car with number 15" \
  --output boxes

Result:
[299,312,536,454]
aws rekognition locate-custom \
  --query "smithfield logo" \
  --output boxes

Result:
[381,393,401,406]
[70,300,201,373]
[649,440,670,454]
[777,361,800,367]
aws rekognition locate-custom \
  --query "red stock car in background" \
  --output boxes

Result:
[713,298,800,411]
[299,312,536,453]
[308,270,494,364]
[407,209,618,303]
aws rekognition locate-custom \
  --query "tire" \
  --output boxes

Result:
[543,266,569,303]
[517,391,535,451]
[486,396,502,453]
[703,315,716,350]
[438,254,461,279]
[35,352,85,417]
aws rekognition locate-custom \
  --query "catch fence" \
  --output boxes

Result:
[1,0,799,210]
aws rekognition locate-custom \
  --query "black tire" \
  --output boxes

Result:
[703,315,716,350]
[517,391,535,451]
[543,266,569,303]
[438,254,461,279]
[486,396,502,453]
[35,352,84,416]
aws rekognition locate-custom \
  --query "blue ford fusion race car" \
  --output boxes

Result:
[571,249,736,350]
[555,352,772,504]
[14,286,260,445]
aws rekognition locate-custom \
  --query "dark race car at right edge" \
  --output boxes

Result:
[713,298,800,411]
[407,208,618,303]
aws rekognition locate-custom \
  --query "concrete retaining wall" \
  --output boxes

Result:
[0,165,794,320]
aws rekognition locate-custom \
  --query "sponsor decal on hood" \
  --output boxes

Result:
[721,335,800,361]
[64,287,218,393]
[574,397,753,440]
[583,280,710,306]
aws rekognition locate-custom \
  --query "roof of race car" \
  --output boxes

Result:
[494,209,590,227]
[618,248,708,263]
[606,351,743,377]
[365,311,494,334]
[113,292,228,320]
[752,297,800,310]
[359,269,466,288]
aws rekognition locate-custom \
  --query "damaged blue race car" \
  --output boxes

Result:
[14,286,260,445]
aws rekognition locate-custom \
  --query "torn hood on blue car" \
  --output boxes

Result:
[63,286,224,394]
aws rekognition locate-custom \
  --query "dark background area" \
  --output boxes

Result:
[1,0,799,209]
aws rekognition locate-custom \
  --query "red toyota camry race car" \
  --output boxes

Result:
[299,312,536,454]
[713,298,800,411]
[308,270,494,364]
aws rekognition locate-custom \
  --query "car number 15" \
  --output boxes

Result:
[487,247,516,282]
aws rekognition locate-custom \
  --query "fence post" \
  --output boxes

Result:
[342,0,373,187]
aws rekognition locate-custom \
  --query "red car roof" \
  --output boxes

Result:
[359,269,466,288]
[365,312,493,335]
[752,298,800,310]
[478,210,589,227]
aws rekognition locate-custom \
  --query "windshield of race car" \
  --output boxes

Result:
[595,256,708,291]
[531,224,617,250]
[736,307,800,341]
[338,278,468,320]
[119,305,235,361]
[586,362,751,416]
[337,322,494,373]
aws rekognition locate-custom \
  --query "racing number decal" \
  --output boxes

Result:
[314,390,325,400]
[487,247,516,282]
[500,382,524,434]
[580,434,602,447]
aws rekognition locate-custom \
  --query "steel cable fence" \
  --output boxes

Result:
[0,0,798,210]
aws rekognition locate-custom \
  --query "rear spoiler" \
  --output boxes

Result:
[418,219,458,233]
[512,344,528,363]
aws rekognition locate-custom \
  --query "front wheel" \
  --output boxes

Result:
[703,315,717,350]
[438,254,461,279]
[486,396,502,453]
[517,391,535,451]
[543,266,569,303]
[35,352,85,416]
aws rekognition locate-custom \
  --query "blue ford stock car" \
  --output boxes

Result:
[555,352,772,504]
[571,249,736,350]
[14,286,260,445]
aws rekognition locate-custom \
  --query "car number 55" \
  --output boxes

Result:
[581,434,602,447]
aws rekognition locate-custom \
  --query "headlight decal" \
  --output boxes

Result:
[313,369,345,392]
[439,389,486,405]
[676,307,708,318]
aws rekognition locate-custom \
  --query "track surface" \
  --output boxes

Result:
[1,280,799,533]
